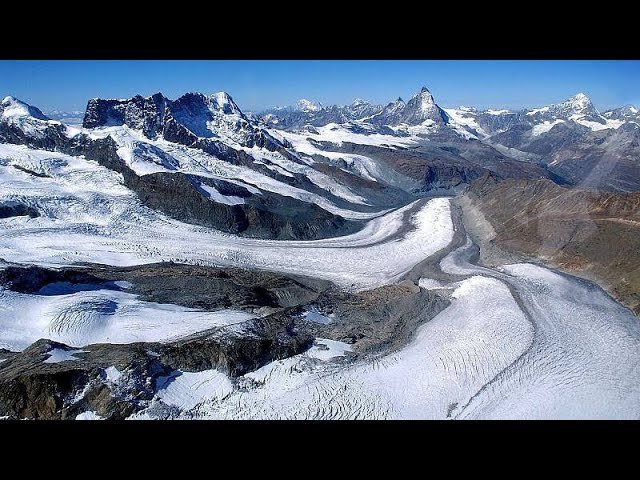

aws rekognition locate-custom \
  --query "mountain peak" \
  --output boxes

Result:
[208,91,241,115]
[351,98,368,106]
[564,92,594,111]
[1,96,49,121]
[420,86,431,94]
[296,99,322,112]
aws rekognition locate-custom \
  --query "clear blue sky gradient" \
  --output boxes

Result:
[0,60,638,113]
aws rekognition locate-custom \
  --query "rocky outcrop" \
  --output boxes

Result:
[83,92,285,151]
[295,280,449,354]
[0,316,312,420]
[0,265,104,293]
[0,201,39,219]
[0,262,333,312]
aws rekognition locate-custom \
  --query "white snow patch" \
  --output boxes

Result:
[305,338,353,361]
[75,411,104,420]
[277,124,418,149]
[156,370,233,410]
[575,117,625,131]
[246,147,370,205]
[198,182,245,205]
[527,106,550,115]
[531,119,565,136]
[485,109,511,115]
[418,278,447,290]
[104,366,123,384]
[444,108,487,138]
[44,348,87,363]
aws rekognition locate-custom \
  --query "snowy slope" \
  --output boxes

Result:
[0,142,453,290]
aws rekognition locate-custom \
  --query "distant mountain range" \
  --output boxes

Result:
[259,87,640,192]
[2,85,639,245]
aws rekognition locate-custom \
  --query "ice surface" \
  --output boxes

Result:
[139,275,531,419]
[75,411,104,420]
[43,348,87,363]
[305,338,353,361]
[198,182,245,205]
[0,146,454,290]
[531,119,565,136]
[104,366,123,384]
[302,307,333,325]
[155,370,233,410]
[0,287,255,351]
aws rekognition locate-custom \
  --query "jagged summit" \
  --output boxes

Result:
[82,91,282,149]
[296,99,322,112]
[1,96,50,121]
[561,92,595,113]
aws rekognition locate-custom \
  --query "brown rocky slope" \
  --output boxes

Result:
[464,174,640,315]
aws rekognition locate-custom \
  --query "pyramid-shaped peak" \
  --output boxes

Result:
[564,92,594,109]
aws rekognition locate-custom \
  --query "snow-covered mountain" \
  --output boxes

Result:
[258,88,640,191]
[0,93,409,242]
[603,104,640,123]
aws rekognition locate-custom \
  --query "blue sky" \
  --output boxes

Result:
[0,60,638,113]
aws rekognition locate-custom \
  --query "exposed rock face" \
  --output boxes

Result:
[83,93,168,138]
[0,201,39,219]
[466,174,640,315]
[0,265,103,293]
[0,263,333,312]
[293,280,449,354]
[0,317,312,419]
[83,92,284,150]
[310,138,551,193]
